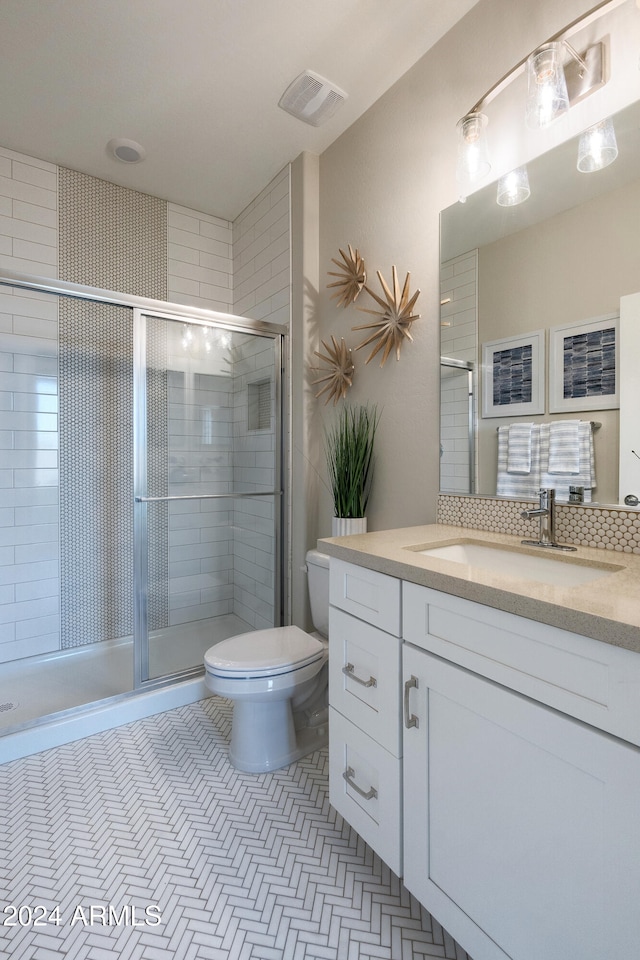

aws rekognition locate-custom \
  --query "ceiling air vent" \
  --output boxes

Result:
[278,70,347,127]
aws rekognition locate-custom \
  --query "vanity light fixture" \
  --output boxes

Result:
[577,116,619,171]
[456,112,491,190]
[525,43,570,129]
[496,165,531,206]
[455,0,616,192]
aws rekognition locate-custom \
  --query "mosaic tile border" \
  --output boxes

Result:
[58,167,167,299]
[437,494,640,554]
[59,300,135,647]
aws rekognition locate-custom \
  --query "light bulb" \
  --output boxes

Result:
[497,166,531,206]
[456,113,491,185]
[526,43,569,129]
[577,118,618,172]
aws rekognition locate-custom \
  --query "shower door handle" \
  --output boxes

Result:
[135,491,283,502]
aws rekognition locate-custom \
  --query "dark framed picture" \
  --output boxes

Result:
[549,314,619,413]
[481,329,545,418]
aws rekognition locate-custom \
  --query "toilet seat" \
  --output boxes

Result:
[204,625,324,680]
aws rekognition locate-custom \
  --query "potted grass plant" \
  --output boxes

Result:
[325,403,380,536]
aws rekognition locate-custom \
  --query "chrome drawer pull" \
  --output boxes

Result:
[342,662,377,688]
[404,675,419,729]
[343,766,378,800]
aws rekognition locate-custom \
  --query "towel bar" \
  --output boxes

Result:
[496,421,601,431]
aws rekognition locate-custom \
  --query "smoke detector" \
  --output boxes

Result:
[278,70,347,127]
[107,138,147,164]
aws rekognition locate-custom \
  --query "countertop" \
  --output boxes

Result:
[319,524,640,654]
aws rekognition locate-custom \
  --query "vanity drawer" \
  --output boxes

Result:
[403,581,640,747]
[330,558,401,636]
[329,706,402,876]
[329,606,402,756]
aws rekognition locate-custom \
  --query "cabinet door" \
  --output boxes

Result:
[403,644,640,960]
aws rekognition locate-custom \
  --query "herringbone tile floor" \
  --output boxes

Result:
[0,696,471,960]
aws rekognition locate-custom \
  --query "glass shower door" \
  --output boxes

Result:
[133,310,283,684]
[440,357,475,495]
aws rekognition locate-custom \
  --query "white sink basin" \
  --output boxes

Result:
[411,540,621,586]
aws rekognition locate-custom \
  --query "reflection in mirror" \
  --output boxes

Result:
[440,357,475,494]
[440,99,640,506]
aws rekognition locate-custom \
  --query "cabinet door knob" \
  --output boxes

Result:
[404,675,419,729]
[342,662,377,688]
[343,766,378,800]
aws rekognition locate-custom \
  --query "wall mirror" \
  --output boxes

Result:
[440,97,640,506]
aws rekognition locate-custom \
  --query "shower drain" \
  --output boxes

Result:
[0,701,17,713]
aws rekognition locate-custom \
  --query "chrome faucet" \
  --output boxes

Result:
[520,489,576,551]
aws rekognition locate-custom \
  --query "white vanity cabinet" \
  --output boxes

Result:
[326,553,640,960]
[328,559,403,874]
[402,582,640,960]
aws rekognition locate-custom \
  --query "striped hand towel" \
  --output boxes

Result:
[541,421,596,501]
[497,424,541,497]
[548,421,580,474]
[506,423,534,474]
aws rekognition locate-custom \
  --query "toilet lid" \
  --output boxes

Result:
[204,625,325,679]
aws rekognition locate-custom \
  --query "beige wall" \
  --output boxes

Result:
[312,0,639,538]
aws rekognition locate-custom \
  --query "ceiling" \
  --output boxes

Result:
[0,0,480,221]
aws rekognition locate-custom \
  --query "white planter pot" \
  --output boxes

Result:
[331,517,367,537]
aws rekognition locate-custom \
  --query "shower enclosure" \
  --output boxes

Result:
[440,357,475,495]
[0,275,286,742]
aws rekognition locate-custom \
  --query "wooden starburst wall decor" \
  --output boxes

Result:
[352,265,420,367]
[326,244,366,307]
[312,335,355,405]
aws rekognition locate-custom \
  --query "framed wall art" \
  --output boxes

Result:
[481,329,545,418]
[549,314,619,413]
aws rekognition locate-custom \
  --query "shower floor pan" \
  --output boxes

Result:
[0,614,252,764]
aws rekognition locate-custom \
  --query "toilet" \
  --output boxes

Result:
[204,549,330,773]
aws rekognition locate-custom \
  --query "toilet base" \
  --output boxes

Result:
[229,698,328,773]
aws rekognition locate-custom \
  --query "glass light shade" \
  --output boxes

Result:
[496,166,531,206]
[577,117,618,172]
[525,42,569,129]
[456,112,491,185]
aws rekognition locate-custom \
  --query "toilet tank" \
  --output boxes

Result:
[305,549,330,637]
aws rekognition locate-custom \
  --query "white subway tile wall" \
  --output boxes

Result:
[232,167,290,326]
[0,148,57,278]
[231,167,290,628]
[232,336,277,629]
[162,327,280,629]
[0,150,60,663]
[0,287,60,663]
[168,204,233,312]
[165,355,235,626]
[440,251,478,494]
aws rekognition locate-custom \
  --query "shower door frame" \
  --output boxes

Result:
[132,306,287,688]
[0,270,289,698]
[440,356,476,495]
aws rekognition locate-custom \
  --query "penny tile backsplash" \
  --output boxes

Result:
[437,494,640,554]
